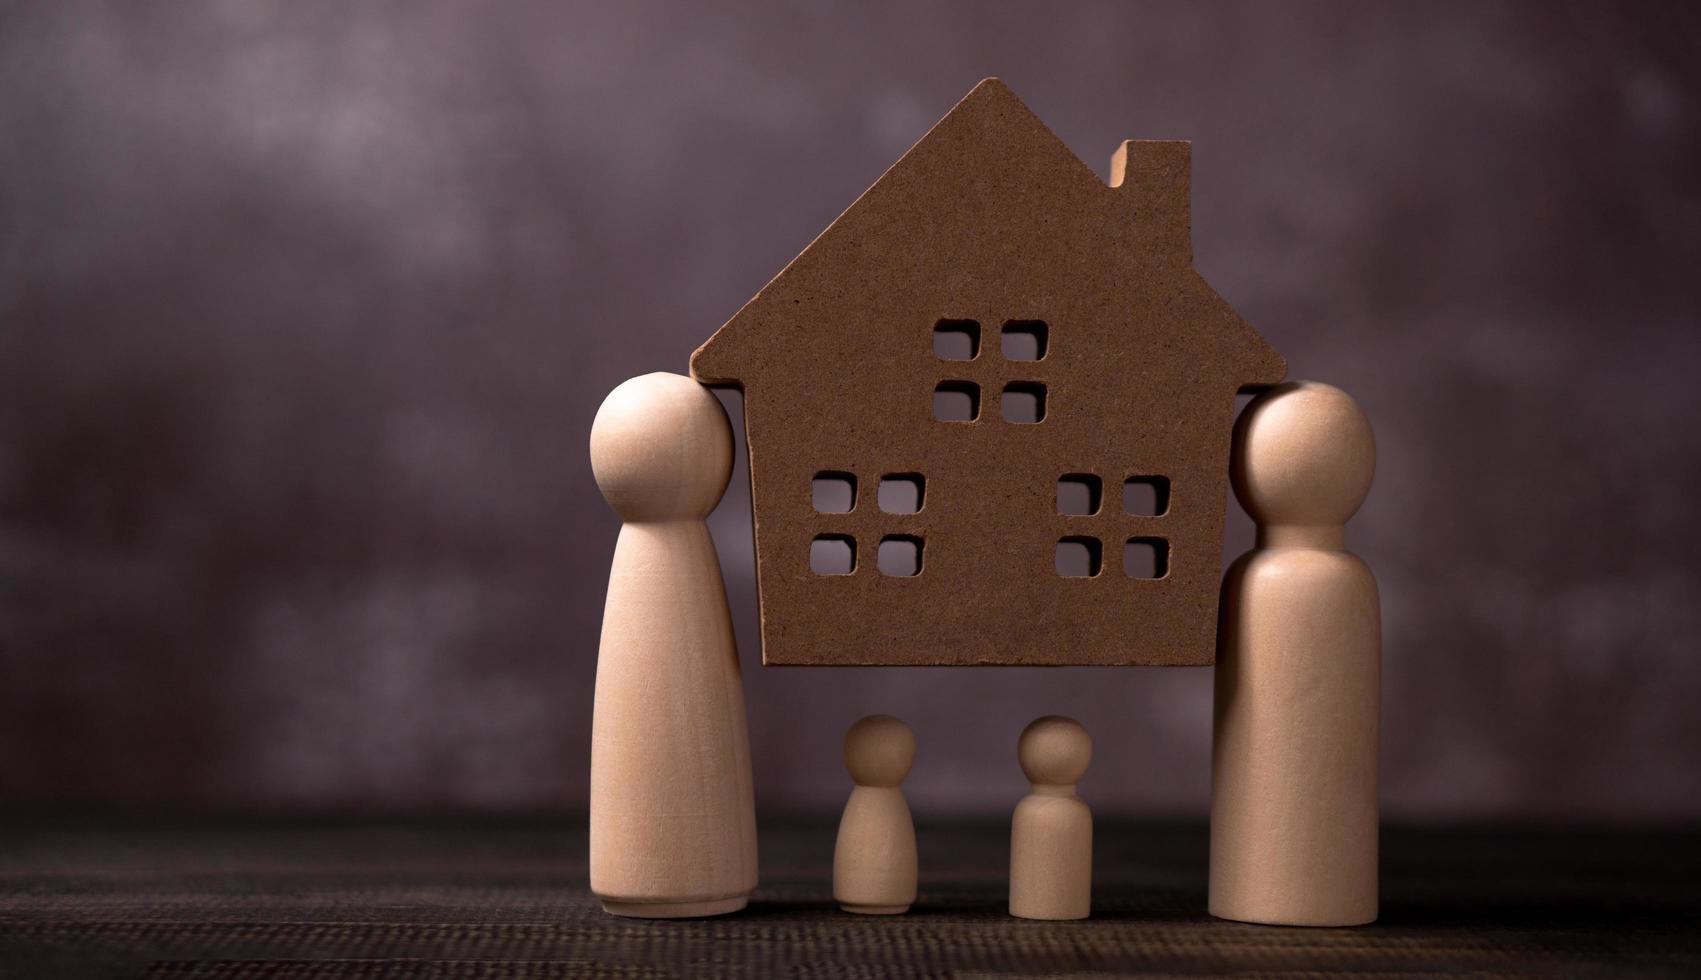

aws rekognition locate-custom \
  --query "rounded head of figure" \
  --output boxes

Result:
[843,714,916,788]
[1231,380,1376,531]
[590,372,733,522]
[1017,715,1091,787]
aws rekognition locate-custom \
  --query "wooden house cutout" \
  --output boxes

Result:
[692,78,1284,666]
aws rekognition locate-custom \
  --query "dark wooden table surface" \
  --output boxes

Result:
[1,816,1696,978]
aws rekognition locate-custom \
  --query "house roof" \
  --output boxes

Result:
[692,77,1281,390]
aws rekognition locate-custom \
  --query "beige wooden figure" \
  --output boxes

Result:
[1210,380,1380,927]
[1009,716,1093,920]
[588,372,758,918]
[833,715,918,915]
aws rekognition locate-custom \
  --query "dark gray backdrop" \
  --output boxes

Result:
[3,1,1698,818]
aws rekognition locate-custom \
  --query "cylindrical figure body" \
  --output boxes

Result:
[1210,549,1380,925]
[833,786,918,914]
[589,373,757,918]
[1009,793,1092,920]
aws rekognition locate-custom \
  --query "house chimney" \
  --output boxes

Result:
[1109,140,1191,260]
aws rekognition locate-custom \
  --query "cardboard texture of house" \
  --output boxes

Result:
[692,79,1285,666]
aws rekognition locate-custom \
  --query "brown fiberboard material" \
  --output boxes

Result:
[692,79,1284,665]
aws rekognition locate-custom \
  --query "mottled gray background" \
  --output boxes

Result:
[2,2,1698,819]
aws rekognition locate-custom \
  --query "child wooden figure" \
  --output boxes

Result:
[1009,716,1093,920]
[833,715,918,915]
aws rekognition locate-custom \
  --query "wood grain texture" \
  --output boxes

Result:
[588,373,758,917]
[3,818,1695,978]
[1210,381,1380,926]
[691,78,1285,665]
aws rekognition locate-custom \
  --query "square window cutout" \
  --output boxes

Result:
[1002,382,1046,423]
[1123,476,1170,516]
[878,474,925,514]
[1124,537,1169,579]
[877,535,923,576]
[1056,536,1102,577]
[933,319,980,360]
[1056,474,1101,516]
[1001,320,1048,361]
[810,535,856,575]
[812,472,856,513]
[934,381,980,422]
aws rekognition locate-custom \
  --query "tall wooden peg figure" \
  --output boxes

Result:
[833,715,918,915]
[1009,715,1093,920]
[588,372,757,918]
[1211,380,1380,927]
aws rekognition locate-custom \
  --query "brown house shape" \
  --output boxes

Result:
[692,78,1285,666]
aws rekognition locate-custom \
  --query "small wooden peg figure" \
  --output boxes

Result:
[1210,380,1380,927]
[1009,715,1093,920]
[833,715,918,915]
[588,372,757,918]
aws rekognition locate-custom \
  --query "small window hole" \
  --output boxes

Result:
[1057,474,1101,516]
[934,381,980,422]
[810,535,856,575]
[933,319,981,360]
[1056,536,1102,577]
[1002,382,1046,423]
[1124,537,1169,579]
[812,472,856,513]
[877,535,923,576]
[1001,320,1048,361]
[878,474,925,514]
[1123,476,1170,516]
